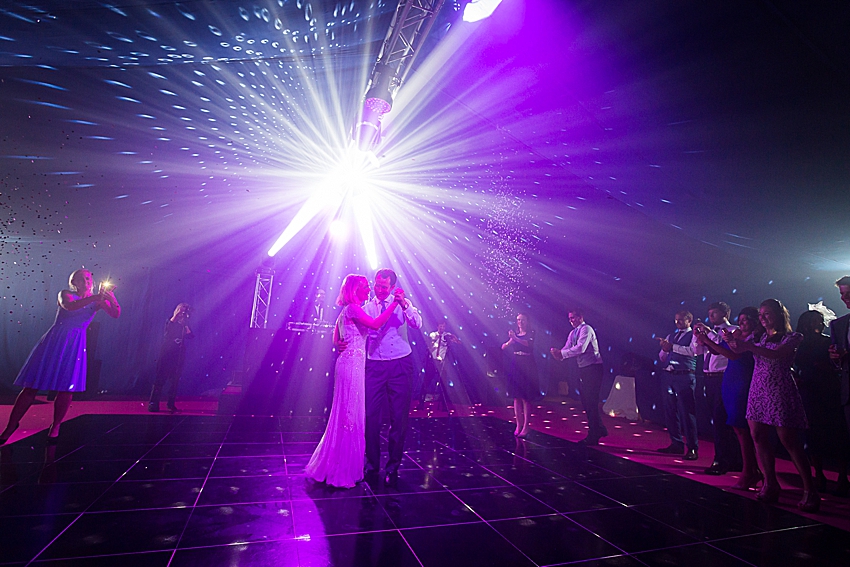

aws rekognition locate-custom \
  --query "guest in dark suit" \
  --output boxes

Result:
[149,303,193,413]
[828,276,850,495]
[655,311,699,460]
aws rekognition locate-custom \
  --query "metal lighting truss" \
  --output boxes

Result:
[250,266,274,329]
[369,0,446,98]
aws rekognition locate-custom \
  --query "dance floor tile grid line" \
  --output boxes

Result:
[0,416,848,566]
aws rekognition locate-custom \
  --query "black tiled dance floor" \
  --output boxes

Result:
[1,415,848,566]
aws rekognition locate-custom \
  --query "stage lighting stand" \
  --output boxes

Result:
[250,264,275,329]
[355,0,446,150]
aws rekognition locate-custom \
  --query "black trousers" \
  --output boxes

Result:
[421,357,450,403]
[663,371,698,450]
[365,355,414,474]
[705,374,741,467]
[150,350,184,408]
[579,363,606,436]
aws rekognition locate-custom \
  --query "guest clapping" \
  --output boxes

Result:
[550,310,607,445]
[503,313,537,438]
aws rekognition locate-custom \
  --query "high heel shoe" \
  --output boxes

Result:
[730,471,763,491]
[798,491,820,513]
[46,423,60,444]
[0,423,19,446]
[756,484,781,504]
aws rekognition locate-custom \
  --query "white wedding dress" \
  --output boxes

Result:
[304,304,366,488]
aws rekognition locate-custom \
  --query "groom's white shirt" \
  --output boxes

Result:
[364,296,422,360]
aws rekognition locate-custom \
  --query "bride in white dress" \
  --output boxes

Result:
[305,274,400,488]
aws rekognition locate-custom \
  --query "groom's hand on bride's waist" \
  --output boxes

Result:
[335,339,348,352]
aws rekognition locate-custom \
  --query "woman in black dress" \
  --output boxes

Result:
[795,310,850,494]
[502,313,537,437]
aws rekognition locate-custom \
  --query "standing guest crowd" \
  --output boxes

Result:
[520,276,850,515]
[641,279,850,513]
[5,267,850,518]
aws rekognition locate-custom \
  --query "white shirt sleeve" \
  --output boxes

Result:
[561,326,590,359]
[666,331,696,357]
[403,302,422,329]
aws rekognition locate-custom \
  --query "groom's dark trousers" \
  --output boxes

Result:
[365,354,414,474]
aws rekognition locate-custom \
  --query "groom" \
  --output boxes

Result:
[363,268,422,485]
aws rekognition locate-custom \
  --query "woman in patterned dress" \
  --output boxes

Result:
[0,269,121,445]
[304,274,399,488]
[728,298,818,511]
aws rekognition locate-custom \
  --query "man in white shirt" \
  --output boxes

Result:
[363,268,422,485]
[550,309,607,445]
[422,320,460,404]
[694,301,741,475]
[308,289,327,322]
[656,311,699,460]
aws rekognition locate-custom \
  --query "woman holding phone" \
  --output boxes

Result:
[0,269,120,445]
[726,299,817,511]
[695,307,764,490]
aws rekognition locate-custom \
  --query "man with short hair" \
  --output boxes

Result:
[694,302,742,475]
[363,268,422,485]
[657,310,699,460]
[422,320,460,404]
[829,276,850,494]
[551,309,607,445]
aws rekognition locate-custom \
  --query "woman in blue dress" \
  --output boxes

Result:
[0,269,121,444]
[695,306,764,490]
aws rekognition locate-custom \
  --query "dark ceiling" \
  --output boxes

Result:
[2,0,849,391]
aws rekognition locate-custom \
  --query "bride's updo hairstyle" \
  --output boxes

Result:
[337,274,368,306]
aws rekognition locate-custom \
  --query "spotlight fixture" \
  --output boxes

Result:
[355,64,395,152]
[353,0,446,151]
[463,0,504,23]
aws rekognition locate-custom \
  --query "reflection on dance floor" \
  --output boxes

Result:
[1,415,848,566]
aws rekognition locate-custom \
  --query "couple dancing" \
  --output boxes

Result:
[305,268,422,488]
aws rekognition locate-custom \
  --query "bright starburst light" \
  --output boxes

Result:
[267,145,381,271]
[0,0,574,391]
[463,0,505,23]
